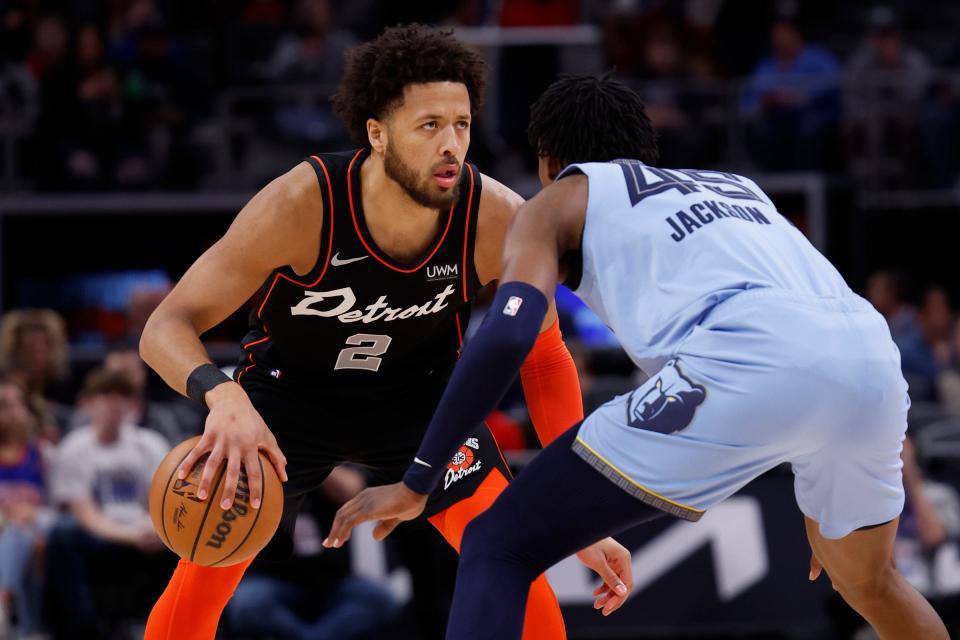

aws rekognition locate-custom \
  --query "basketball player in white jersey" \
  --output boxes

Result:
[326,74,948,639]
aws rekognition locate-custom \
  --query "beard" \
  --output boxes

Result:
[384,146,461,210]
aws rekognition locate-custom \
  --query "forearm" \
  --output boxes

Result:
[403,283,549,494]
[520,320,584,446]
[140,311,221,396]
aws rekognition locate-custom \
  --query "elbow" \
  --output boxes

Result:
[138,314,157,366]
[138,307,169,369]
[138,325,151,364]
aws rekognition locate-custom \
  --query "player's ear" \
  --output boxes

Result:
[367,118,386,154]
[547,156,565,182]
[538,154,566,186]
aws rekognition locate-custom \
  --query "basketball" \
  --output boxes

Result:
[148,436,284,567]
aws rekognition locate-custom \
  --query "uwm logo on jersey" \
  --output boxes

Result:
[290,285,456,323]
[426,263,458,282]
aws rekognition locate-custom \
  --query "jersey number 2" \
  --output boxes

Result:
[335,334,393,372]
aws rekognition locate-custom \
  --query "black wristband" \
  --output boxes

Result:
[186,363,232,408]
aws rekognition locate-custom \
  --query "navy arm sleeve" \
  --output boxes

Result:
[403,282,549,494]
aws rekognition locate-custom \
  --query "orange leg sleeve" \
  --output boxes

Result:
[144,556,254,640]
[429,469,567,640]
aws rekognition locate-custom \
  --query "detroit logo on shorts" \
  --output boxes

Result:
[626,359,706,434]
[444,437,482,490]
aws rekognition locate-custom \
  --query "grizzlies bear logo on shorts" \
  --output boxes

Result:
[626,359,705,434]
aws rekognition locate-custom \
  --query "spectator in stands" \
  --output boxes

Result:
[225,466,400,639]
[901,437,954,551]
[867,270,939,400]
[266,0,356,146]
[920,35,960,188]
[107,2,209,189]
[0,54,37,137]
[934,312,960,415]
[0,4,38,169]
[0,309,72,438]
[0,4,33,65]
[45,368,171,639]
[847,7,931,113]
[921,286,955,368]
[266,0,355,84]
[100,347,200,443]
[222,0,290,82]
[633,23,713,166]
[845,6,932,186]
[126,282,173,344]
[23,13,72,189]
[76,21,144,188]
[741,16,841,169]
[497,0,579,170]
[895,437,960,625]
[0,376,50,636]
[30,19,134,190]
[24,14,67,84]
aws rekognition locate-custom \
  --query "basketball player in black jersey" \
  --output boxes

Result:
[141,26,633,640]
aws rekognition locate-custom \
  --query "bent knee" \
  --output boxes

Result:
[835,564,901,607]
[460,510,501,562]
[460,509,550,580]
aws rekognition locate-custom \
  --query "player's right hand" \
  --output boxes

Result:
[176,381,288,511]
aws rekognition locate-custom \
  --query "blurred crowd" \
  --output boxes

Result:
[0,304,460,639]
[2,0,960,190]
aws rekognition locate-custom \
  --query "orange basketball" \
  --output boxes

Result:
[149,436,284,567]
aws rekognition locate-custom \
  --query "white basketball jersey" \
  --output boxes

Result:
[560,160,854,373]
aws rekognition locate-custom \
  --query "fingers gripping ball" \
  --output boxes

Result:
[149,436,283,567]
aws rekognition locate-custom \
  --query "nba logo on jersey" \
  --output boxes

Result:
[503,296,523,316]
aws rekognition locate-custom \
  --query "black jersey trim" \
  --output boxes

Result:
[254,155,336,325]
[347,148,457,273]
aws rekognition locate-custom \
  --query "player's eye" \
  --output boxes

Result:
[422,121,438,130]
[456,120,469,129]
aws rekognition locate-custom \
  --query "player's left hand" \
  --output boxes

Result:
[576,537,634,616]
[324,482,428,548]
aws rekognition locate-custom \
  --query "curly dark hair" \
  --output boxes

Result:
[333,24,487,145]
[527,74,659,168]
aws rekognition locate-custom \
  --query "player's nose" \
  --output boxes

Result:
[437,124,463,159]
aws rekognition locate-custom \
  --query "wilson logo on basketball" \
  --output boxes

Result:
[444,437,482,491]
[206,474,251,550]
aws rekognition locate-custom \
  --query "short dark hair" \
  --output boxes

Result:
[333,24,487,145]
[81,368,136,399]
[527,74,659,168]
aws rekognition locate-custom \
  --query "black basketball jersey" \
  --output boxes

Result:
[237,148,483,393]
